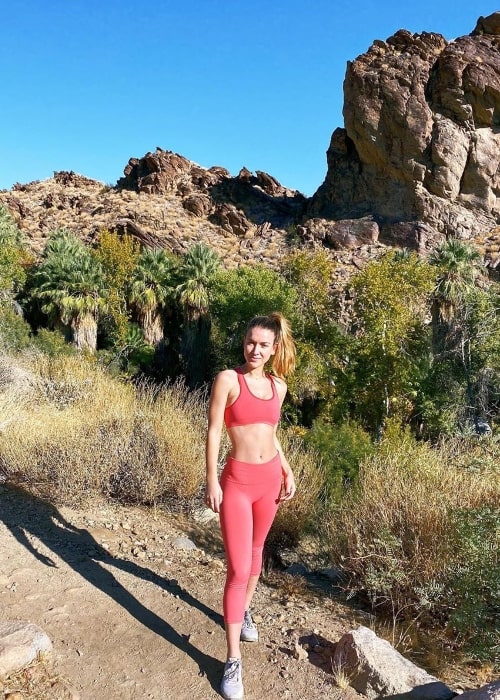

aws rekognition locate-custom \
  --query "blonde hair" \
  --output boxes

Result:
[245,312,296,377]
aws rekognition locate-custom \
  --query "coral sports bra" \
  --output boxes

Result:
[224,368,281,428]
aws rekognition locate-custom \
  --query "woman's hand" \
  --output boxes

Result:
[205,479,223,513]
[280,468,296,502]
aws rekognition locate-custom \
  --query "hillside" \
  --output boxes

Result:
[1,13,499,280]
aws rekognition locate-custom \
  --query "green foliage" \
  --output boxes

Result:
[128,247,178,347]
[429,238,484,324]
[447,505,499,661]
[176,242,220,321]
[347,251,435,431]
[0,305,32,351]
[93,228,141,347]
[419,282,500,438]
[305,419,374,506]
[175,243,221,386]
[209,264,299,373]
[281,249,347,411]
[32,328,76,357]
[30,229,107,351]
[0,205,23,246]
[0,205,29,297]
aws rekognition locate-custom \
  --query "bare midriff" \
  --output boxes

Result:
[227,423,278,463]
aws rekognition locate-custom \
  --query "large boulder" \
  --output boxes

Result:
[332,626,454,699]
[0,620,52,680]
[459,681,500,700]
[310,12,500,250]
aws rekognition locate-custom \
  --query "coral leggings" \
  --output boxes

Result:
[219,454,282,624]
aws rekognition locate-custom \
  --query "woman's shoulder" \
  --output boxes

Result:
[270,373,287,397]
[213,368,239,389]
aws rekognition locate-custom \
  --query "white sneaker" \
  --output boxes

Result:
[221,657,244,700]
[240,609,258,643]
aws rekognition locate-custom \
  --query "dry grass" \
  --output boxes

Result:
[0,353,207,507]
[265,431,324,561]
[327,427,499,621]
[0,655,75,700]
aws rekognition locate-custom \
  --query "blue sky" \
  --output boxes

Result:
[1,1,497,196]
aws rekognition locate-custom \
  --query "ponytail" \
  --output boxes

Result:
[245,312,296,378]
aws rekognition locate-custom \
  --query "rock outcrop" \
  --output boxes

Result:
[1,15,500,279]
[309,12,500,253]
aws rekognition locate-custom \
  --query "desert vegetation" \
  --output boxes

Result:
[0,204,499,669]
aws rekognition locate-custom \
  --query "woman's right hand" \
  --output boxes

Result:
[205,479,223,513]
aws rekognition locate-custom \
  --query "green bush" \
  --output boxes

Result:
[447,505,499,662]
[328,428,499,662]
[305,418,374,506]
[32,328,75,357]
[0,306,32,351]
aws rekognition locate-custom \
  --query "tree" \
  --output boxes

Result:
[0,205,30,303]
[176,243,221,386]
[429,238,484,326]
[347,251,435,433]
[281,249,346,419]
[210,263,299,375]
[128,248,178,347]
[93,228,141,347]
[421,239,493,435]
[31,229,106,352]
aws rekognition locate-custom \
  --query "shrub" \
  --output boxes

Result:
[0,354,207,508]
[305,419,374,506]
[265,431,324,563]
[31,328,76,357]
[0,306,32,351]
[328,427,499,660]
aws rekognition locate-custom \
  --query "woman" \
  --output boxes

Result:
[205,312,296,700]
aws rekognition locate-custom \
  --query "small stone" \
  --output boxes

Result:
[172,537,197,551]
[292,643,308,661]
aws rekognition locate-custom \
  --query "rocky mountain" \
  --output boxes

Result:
[1,12,500,278]
[308,12,500,267]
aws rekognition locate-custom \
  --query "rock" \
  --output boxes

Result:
[458,682,500,700]
[317,566,345,583]
[0,620,52,680]
[285,563,309,577]
[292,642,308,661]
[182,194,212,217]
[301,217,379,249]
[310,12,500,246]
[191,507,219,524]
[171,536,197,551]
[332,626,454,700]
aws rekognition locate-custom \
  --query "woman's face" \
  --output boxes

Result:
[243,326,277,368]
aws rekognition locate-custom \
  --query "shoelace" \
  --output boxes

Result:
[224,659,241,683]
[242,611,255,629]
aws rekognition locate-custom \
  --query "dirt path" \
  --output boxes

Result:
[0,483,366,700]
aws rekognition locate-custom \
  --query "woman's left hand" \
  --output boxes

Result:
[280,469,296,501]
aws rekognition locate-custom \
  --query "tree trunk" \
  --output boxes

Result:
[181,311,210,388]
[71,313,98,352]
[140,308,164,346]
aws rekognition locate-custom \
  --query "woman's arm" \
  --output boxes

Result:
[205,370,233,512]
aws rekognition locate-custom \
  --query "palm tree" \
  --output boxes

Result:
[32,229,106,352]
[128,248,177,346]
[429,238,484,324]
[427,238,486,430]
[176,243,221,386]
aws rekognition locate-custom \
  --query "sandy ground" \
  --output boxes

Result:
[0,483,369,700]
